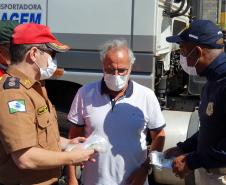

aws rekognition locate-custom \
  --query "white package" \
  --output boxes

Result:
[149,151,173,169]
[65,134,108,153]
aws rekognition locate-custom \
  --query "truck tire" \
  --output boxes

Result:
[185,110,199,185]
[45,80,81,137]
[57,109,70,138]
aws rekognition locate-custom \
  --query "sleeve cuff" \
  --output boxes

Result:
[149,123,166,131]
[177,142,188,153]
[186,152,202,170]
[177,141,196,153]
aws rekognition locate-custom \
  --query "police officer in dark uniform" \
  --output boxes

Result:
[164,19,226,185]
[0,20,19,78]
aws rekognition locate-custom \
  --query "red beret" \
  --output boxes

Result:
[12,23,70,52]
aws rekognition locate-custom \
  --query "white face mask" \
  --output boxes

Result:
[179,47,199,76]
[179,55,198,76]
[104,74,128,91]
[35,56,57,80]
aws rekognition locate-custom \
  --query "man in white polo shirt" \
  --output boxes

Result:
[67,39,166,185]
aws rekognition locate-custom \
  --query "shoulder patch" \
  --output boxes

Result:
[206,102,214,116]
[3,77,20,89]
[8,100,26,114]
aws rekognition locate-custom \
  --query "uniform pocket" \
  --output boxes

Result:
[37,114,51,148]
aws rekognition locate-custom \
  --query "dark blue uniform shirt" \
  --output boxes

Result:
[177,52,226,170]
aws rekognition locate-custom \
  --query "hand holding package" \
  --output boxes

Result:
[65,134,108,153]
[149,151,173,169]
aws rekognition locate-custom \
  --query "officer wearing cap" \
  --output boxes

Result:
[164,19,226,185]
[0,20,19,78]
[0,23,94,185]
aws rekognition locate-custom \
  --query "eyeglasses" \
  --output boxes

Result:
[37,47,56,58]
[104,68,129,76]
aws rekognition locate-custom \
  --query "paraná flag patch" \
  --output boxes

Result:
[8,100,26,114]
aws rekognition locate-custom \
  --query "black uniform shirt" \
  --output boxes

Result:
[178,52,226,170]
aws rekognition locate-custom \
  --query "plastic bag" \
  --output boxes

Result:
[149,151,173,169]
[65,134,108,153]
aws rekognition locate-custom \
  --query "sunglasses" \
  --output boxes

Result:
[37,47,56,58]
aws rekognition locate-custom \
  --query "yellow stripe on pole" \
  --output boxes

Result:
[221,12,226,29]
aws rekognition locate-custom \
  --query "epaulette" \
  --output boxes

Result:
[3,77,20,89]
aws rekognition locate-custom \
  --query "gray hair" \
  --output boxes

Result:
[99,39,135,65]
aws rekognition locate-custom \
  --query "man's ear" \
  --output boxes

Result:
[196,46,202,58]
[29,47,39,62]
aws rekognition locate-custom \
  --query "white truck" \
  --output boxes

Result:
[0,0,221,184]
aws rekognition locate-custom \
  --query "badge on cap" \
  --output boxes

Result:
[37,105,48,115]
[206,102,214,116]
[8,100,26,114]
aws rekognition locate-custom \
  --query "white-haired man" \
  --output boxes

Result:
[67,39,166,185]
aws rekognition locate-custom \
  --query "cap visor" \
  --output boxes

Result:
[166,35,183,44]
[47,42,70,52]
